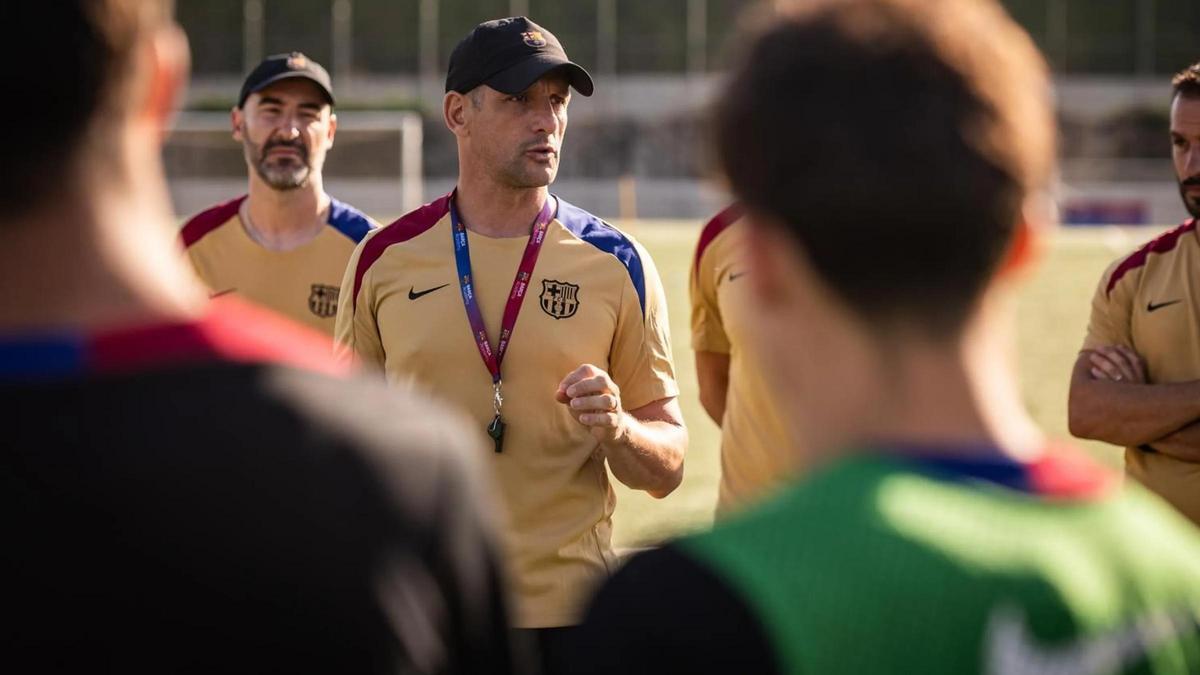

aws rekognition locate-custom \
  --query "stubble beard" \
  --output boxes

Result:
[497,153,557,189]
[1181,180,1200,219]
[247,138,312,191]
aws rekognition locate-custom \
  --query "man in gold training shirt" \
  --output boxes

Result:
[335,16,686,675]
[1069,61,1200,526]
[691,205,795,517]
[181,52,375,336]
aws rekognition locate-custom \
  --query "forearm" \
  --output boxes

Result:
[603,414,687,498]
[1069,370,1200,446]
[698,388,727,426]
[1070,380,1200,445]
[1146,420,1200,462]
[695,351,730,426]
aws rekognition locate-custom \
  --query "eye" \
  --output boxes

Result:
[508,94,528,103]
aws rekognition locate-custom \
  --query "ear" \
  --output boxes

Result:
[325,111,338,149]
[444,91,469,138]
[140,24,190,138]
[231,106,244,142]
[996,193,1053,278]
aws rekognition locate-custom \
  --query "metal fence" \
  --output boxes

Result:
[179,0,1200,84]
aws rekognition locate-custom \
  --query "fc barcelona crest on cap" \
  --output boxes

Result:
[239,51,334,107]
[522,30,547,47]
[308,284,339,318]
[445,16,594,96]
[540,279,579,319]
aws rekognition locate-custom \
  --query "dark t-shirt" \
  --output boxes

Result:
[1,300,519,674]
[575,543,780,675]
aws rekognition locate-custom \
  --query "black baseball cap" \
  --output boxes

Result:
[446,17,594,97]
[238,52,335,108]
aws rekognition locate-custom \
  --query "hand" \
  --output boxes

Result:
[557,364,627,444]
[1088,345,1146,384]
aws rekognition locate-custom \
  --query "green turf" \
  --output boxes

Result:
[606,221,1165,548]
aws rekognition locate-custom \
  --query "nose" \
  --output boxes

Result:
[1187,145,1200,178]
[530,99,558,136]
[272,114,302,140]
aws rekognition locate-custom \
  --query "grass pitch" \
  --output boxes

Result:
[608,221,1165,548]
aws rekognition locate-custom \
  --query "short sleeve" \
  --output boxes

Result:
[609,241,679,411]
[334,236,387,372]
[690,235,731,354]
[1081,256,1136,352]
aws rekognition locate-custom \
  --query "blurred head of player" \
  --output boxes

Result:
[0,0,199,329]
[714,0,1055,460]
[443,17,593,191]
[3,0,186,223]
[1171,62,1200,218]
[233,57,336,192]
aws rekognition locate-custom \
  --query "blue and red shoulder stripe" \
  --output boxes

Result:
[0,298,346,381]
[555,197,648,316]
[179,196,247,249]
[903,443,1115,501]
[1105,218,1197,297]
[349,193,452,312]
[693,204,741,279]
[327,199,375,243]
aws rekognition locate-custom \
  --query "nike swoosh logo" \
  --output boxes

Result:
[210,288,237,298]
[408,284,449,300]
[1147,299,1183,312]
[984,604,1197,675]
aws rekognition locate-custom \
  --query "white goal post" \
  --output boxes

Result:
[169,110,424,216]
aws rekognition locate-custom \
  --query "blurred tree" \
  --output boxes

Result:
[174,0,1195,79]
[263,0,332,65]
[706,0,753,72]
[1155,0,1200,77]
[438,0,508,72]
[529,0,599,73]
[616,0,687,73]
[353,0,420,73]
[177,0,243,75]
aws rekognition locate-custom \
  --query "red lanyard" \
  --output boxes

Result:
[450,192,555,451]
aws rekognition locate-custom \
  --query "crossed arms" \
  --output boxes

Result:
[1068,345,1200,461]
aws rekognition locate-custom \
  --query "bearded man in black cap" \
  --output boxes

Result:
[181,52,377,337]
[336,17,687,672]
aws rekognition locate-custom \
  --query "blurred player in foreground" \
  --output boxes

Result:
[337,16,684,673]
[577,1,1200,673]
[1069,62,1200,527]
[691,204,796,517]
[180,51,375,337]
[0,2,516,672]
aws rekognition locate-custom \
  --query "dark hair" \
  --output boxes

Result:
[1173,61,1200,100]
[2,1,172,217]
[714,0,1054,337]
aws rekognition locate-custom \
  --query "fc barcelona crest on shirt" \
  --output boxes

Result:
[540,279,579,319]
[308,284,340,318]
